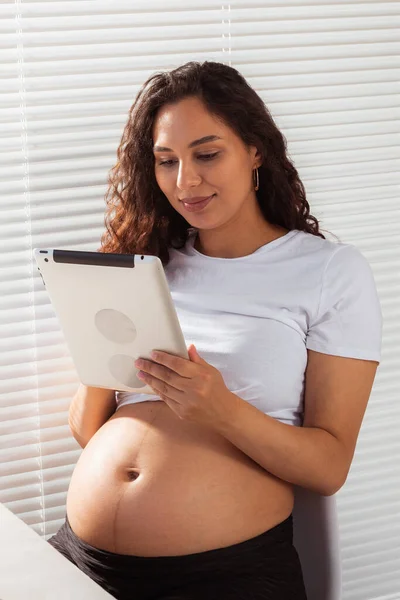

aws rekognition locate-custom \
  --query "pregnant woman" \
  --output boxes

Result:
[48,61,382,600]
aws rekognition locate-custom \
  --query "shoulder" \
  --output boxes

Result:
[291,229,352,256]
[293,230,378,303]
[291,230,370,275]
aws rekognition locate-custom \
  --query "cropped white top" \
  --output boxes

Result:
[116,228,382,426]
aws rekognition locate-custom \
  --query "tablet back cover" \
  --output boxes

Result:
[34,249,188,393]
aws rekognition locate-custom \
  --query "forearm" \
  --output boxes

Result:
[216,392,347,496]
[68,384,116,447]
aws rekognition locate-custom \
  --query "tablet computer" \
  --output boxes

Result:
[34,248,188,394]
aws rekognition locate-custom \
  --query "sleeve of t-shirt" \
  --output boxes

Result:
[305,244,382,363]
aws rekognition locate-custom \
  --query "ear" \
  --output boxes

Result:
[249,144,263,169]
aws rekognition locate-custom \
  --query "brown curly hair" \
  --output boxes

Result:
[99,60,329,264]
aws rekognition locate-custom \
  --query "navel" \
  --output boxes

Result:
[125,468,140,482]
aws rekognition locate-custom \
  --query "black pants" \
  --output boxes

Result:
[47,513,307,600]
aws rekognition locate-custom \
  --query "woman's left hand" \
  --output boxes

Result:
[134,345,237,430]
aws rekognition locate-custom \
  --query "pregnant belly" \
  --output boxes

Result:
[66,400,294,556]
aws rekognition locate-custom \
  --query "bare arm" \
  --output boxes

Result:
[215,351,379,496]
[68,384,117,448]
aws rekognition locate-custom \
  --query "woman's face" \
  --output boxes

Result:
[152,96,261,229]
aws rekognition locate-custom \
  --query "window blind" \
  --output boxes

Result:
[1,2,399,599]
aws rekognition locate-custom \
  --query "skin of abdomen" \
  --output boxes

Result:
[66,401,294,556]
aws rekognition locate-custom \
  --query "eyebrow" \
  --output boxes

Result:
[153,135,223,153]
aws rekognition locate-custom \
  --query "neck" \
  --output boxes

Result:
[193,223,289,259]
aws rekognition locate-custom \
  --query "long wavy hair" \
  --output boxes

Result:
[99,61,329,264]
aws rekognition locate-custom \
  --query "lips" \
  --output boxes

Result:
[180,195,213,205]
[181,194,215,212]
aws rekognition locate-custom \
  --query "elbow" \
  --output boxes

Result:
[320,437,351,496]
[68,421,89,449]
[322,482,342,497]
[321,469,349,497]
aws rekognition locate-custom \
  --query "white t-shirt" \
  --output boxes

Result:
[116,228,382,426]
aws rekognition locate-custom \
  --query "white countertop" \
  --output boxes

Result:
[0,503,113,599]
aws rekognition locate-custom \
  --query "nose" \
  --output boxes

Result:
[176,161,202,191]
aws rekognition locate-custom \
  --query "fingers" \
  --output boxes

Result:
[149,351,193,378]
[138,370,183,400]
[136,359,186,392]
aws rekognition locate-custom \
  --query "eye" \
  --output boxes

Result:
[158,159,177,167]
[158,152,219,167]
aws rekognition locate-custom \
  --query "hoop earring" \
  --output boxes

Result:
[253,167,259,191]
